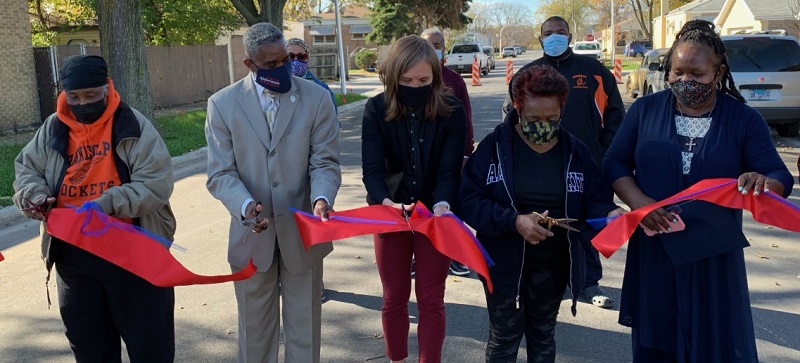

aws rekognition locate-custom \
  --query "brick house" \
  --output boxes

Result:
[0,0,41,133]
[303,5,377,72]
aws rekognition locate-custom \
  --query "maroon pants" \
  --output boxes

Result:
[374,231,450,362]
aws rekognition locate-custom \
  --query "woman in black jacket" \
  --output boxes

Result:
[361,35,467,363]
[459,65,624,363]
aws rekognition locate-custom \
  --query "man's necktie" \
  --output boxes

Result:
[262,89,279,134]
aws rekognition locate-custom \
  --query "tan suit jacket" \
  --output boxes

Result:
[205,75,341,273]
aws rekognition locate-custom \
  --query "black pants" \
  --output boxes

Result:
[54,240,175,363]
[483,263,569,363]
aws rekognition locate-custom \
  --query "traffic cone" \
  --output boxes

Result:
[613,58,622,84]
[505,59,514,85]
[471,55,481,86]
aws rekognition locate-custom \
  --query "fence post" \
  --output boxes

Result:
[227,42,235,85]
[49,46,59,85]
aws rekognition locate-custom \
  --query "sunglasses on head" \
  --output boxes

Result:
[289,52,309,61]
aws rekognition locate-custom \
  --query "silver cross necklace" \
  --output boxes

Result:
[676,96,716,152]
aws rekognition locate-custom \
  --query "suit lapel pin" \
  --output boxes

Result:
[290,95,296,103]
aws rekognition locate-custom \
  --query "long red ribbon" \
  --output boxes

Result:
[45,207,256,287]
[292,203,495,292]
[592,178,800,258]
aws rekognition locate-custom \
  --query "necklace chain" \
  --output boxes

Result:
[676,97,716,152]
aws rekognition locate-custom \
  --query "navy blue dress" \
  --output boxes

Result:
[604,90,794,363]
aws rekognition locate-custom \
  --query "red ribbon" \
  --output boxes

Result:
[45,207,256,287]
[292,203,495,292]
[592,178,800,258]
[0,252,4,262]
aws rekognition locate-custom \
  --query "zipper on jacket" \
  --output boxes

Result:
[563,152,575,303]
[495,142,525,310]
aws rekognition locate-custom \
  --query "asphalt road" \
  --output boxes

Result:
[1,50,799,362]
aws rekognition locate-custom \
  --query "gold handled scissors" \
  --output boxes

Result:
[533,212,580,232]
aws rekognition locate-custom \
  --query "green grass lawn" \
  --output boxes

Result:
[1,96,367,207]
[335,92,367,106]
[606,57,639,71]
[154,110,208,157]
[0,144,25,207]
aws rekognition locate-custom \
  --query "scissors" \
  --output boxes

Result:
[533,212,580,232]
[402,208,414,234]
[20,195,54,219]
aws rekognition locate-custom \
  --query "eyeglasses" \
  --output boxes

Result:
[289,52,309,62]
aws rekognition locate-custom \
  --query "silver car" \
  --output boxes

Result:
[722,34,800,136]
[627,48,669,98]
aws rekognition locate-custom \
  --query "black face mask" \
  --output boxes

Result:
[69,99,107,124]
[397,84,432,110]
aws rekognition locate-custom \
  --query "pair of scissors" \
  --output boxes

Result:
[533,212,580,232]
[20,195,53,219]
[240,201,264,228]
[402,208,414,234]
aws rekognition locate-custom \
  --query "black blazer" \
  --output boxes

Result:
[361,92,467,210]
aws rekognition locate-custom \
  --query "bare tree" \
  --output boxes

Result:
[97,0,154,122]
[787,0,800,35]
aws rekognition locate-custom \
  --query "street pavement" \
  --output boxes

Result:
[1,51,799,362]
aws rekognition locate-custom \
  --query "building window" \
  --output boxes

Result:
[351,33,367,40]
[313,35,336,44]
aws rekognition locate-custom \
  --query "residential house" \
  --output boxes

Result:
[652,0,726,48]
[1,0,40,131]
[303,4,377,74]
[600,17,648,56]
[715,0,800,38]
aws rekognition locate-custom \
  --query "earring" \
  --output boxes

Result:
[717,80,723,89]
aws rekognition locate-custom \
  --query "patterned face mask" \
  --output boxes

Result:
[521,120,560,145]
[670,79,715,107]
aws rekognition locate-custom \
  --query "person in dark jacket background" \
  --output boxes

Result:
[286,38,337,114]
[361,35,467,363]
[502,16,625,309]
[462,64,624,363]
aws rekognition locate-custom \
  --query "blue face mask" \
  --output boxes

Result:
[542,34,569,57]
[434,49,443,62]
[253,61,292,93]
[290,59,309,77]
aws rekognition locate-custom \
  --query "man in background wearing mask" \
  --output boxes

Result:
[286,37,337,115]
[421,27,474,277]
[502,16,625,309]
[205,22,341,363]
[13,55,177,362]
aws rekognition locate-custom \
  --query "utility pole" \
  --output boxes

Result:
[334,0,347,99]
[610,1,615,64]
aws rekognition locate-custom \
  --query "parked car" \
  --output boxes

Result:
[722,33,800,136]
[624,40,653,57]
[572,41,604,62]
[482,46,496,70]
[444,42,489,75]
[502,46,516,58]
[627,48,669,98]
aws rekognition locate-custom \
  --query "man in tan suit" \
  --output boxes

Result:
[205,22,341,363]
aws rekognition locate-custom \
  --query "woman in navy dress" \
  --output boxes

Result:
[604,20,794,362]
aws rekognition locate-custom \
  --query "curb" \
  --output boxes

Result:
[336,99,369,113]
[0,99,373,230]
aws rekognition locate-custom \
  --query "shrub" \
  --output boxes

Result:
[355,49,378,71]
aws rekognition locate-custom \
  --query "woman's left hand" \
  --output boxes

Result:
[433,203,451,216]
[737,172,782,196]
